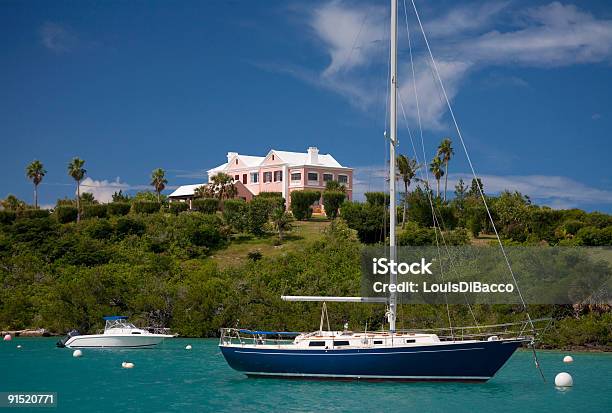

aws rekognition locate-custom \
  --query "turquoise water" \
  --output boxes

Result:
[1,338,610,412]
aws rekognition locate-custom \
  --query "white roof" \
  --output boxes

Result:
[272,150,344,168]
[168,183,205,198]
[207,149,347,174]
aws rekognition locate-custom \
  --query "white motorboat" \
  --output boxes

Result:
[57,316,175,349]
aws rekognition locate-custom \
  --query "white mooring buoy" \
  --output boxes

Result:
[16,345,22,349]
[3,334,12,341]
[72,349,83,358]
[563,355,574,363]
[122,361,134,369]
[185,345,192,350]
[554,372,573,387]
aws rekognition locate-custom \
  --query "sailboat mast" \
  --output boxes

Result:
[388,0,398,333]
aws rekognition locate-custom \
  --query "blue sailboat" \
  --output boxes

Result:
[219,0,546,382]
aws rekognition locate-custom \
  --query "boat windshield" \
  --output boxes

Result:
[105,319,137,330]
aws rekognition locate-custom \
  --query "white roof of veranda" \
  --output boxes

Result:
[168,183,205,198]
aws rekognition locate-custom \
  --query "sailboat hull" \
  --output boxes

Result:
[220,339,525,381]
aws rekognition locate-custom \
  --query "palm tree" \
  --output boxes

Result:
[437,138,454,201]
[429,156,444,198]
[67,158,86,222]
[25,160,46,209]
[150,168,168,203]
[396,154,420,228]
[211,172,237,200]
[270,207,292,242]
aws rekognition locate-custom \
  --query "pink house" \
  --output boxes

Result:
[169,147,353,209]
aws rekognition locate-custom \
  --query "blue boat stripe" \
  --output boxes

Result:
[244,372,491,380]
[233,347,485,356]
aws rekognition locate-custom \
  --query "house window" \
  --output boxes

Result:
[323,173,333,182]
[263,172,272,183]
[307,172,318,183]
[274,171,283,182]
[291,172,301,183]
[242,174,247,184]
[234,175,239,181]
[250,172,259,183]
[272,154,275,161]
[338,174,348,184]
[235,159,238,165]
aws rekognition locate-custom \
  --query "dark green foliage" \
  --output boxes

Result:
[256,192,285,211]
[192,198,219,214]
[340,201,387,243]
[107,202,131,216]
[84,219,114,240]
[132,201,161,214]
[575,226,612,246]
[246,197,276,235]
[0,210,17,225]
[55,206,78,223]
[115,217,146,237]
[562,219,585,235]
[364,192,389,206]
[9,217,58,245]
[82,204,108,219]
[169,202,189,215]
[222,199,247,231]
[247,250,263,261]
[17,209,50,219]
[290,190,321,220]
[323,191,346,219]
[584,212,612,228]
[112,190,130,203]
[398,225,435,246]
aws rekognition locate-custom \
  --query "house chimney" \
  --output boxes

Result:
[227,152,238,163]
[307,147,319,164]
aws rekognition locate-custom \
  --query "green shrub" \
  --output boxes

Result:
[365,192,389,206]
[562,219,585,235]
[445,228,470,245]
[132,201,161,214]
[107,202,131,216]
[193,198,219,214]
[398,224,435,246]
[0,210,17,225]
[169,202,189,215]
[17,209,50,219]
[246,197,275,235]
[222,199,247,231]
[290,190,320,220]
[323,191,346,219]
[340,201,387,243]
[256,192,285,210]
[55,206,78,223]
[82,204,108,219]
[115,217,146,237]
[576,226,612,246]
[84,219,114,240]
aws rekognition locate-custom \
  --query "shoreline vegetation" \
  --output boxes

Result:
[1,159,611,352]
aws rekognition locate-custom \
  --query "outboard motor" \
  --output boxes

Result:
[56,329,80,348]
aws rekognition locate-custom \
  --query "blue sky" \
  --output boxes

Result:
[1,0,611,211]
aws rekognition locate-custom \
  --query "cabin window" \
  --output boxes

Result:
[250,172,259,183]
[373,340,383,344]
[405,339,415,343]
[308,341,326,347]
[263,172,272,183]
[338,174,348,184]
[334,341,350,346]
[274,171,283,182]
[307,172,318,183]
[291,172,301,183]
[323,173,333,182]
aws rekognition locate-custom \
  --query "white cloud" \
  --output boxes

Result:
[352,166,612,210]
[288,1,612,130]
[449,173,612,209]
[79,177,132,203]
[39,22,77,53]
